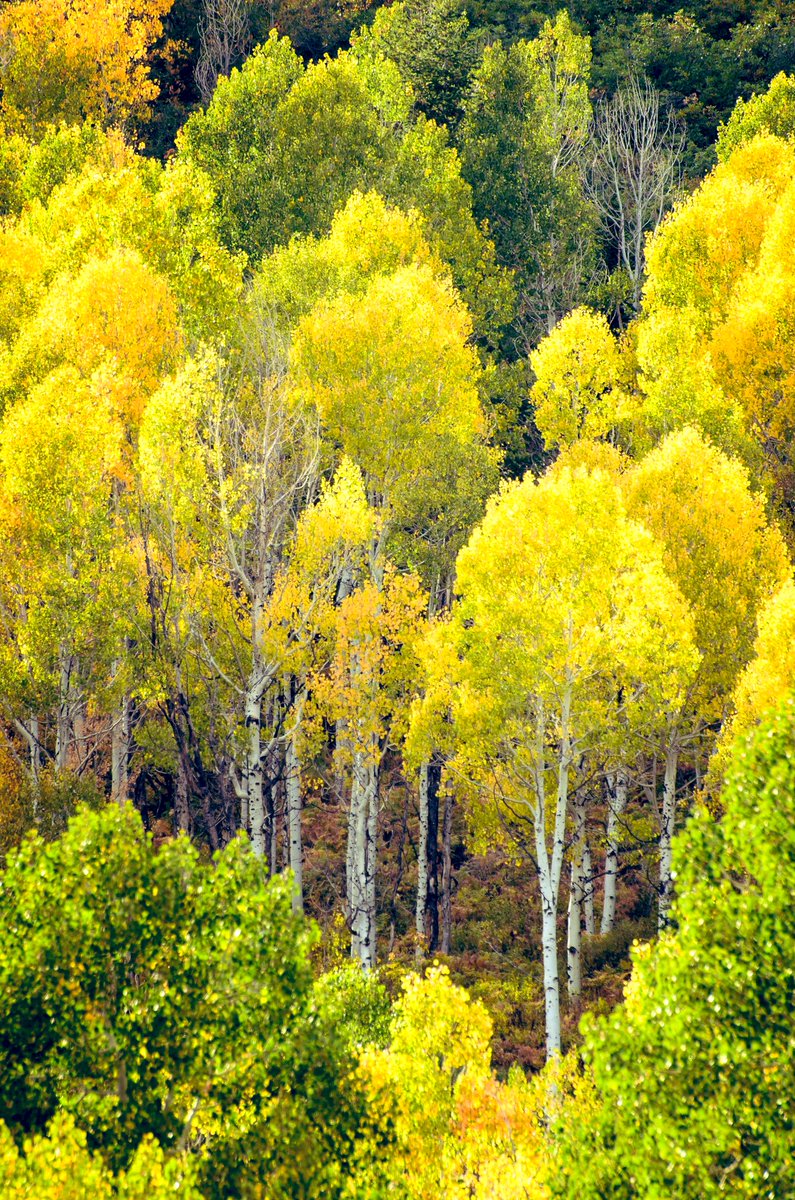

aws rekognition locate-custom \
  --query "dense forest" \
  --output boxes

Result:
[0,0,795,1192]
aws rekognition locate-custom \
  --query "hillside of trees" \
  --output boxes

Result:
[1,0,795,1193]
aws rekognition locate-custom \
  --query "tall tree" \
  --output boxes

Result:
[587,75,684,317]
[414,465,697,1056]
[459,12,596,345]
[623,426,790,923]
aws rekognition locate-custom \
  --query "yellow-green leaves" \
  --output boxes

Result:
[530,307,627,450]
[418,464,697,839]
[623,426,790,719]
[291,260,486,519]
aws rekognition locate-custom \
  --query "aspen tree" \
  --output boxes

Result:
[0,369,131,774]
[0,0,173,137]
[415,466,697,1056]
[530,306,628,451]
[623,427,790,923]
[289,198,493,963]
[710,577,795,784]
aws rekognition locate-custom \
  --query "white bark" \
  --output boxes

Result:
[349,747,378,966]
[588,76,684,312]
[658,743,679,928]
[244,681,265,856]
[111,695,130,805]
[415,762,429,955]
[195,0,253,103]
[566,792,586,999]
[349,753,366,961]
[539,870,562,1058]
[601,768,628,934]
[532,683,572,1060]
[285,701,304,915]
[582,835,595,936]
[364,765,378,968]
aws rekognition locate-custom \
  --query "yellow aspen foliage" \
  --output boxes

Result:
[3,249,181,425]
[529,307,628,451]
[643,135,795,330]
[311,565,426,764]
[422,466,696,791]
[717,72,795,160]
[1,369,124,529]
[0,0,174,138]
[138,354,215,527]
[0,1113,201,1199]
[623,427,790,720]
[255,190,437,330]
[260,460,377,689]
[0,367,133,727]
[636,135,795,488]
[709,579,795,786]
[0,131,243,347]
[548,438,630,480]
[358,965,555,1198]
[291,261,486,519]
[632,306,750,457]
[710,178,795,467]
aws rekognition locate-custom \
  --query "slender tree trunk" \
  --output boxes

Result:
[540,868,562,1058]
[286,711,304,915]
[658,742,679,928]
[415,762,429,956]
[111,695,130,805]
[426,758,440,950]
[245,683,265,855]
[55,648,73,771]
[346,766,356,938]
[349,750,368,963]
[601,768,628,934]
[582,835,595,936]
[267,756,279,877]
[363,760,378,969]
[29,716,41,782]
[533,684,572,1061]
[567,792,586,999]
[441,790,453,954]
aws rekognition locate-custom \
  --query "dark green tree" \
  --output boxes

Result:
[553,696,795,1199]
[0,803,380,1199]
[458,13,597,347]
[351,0,479,130]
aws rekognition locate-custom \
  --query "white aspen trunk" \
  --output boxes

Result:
[658,743,679,929]
[244,682,265,855]
[532,682,572,1061]
[111,695,130,805]
[582,836,595,936]
[566,792,585,999]
[285,715,303,915]
[601,768,628,934]
[55,649,72,771]
[441,791,453,954]
[18,717,41,784]
[415,762,429,955]
[539,866,562,1058]
[345,771,356,931]
[349,751,368,962]
[363,757,378,969]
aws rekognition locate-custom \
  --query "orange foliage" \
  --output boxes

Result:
[0,0,174,136]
